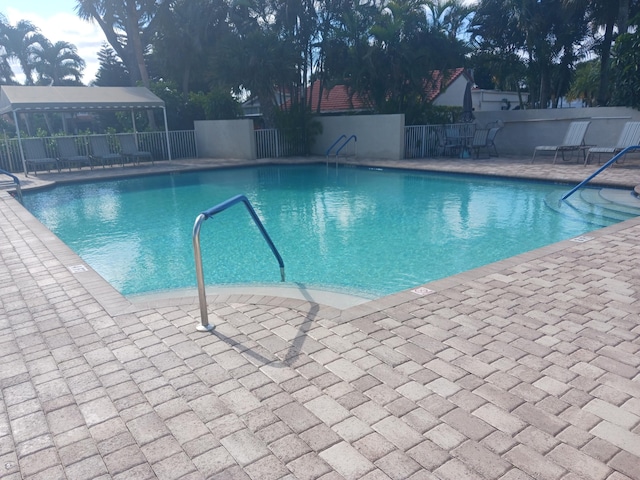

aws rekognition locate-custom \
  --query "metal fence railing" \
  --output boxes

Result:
[255,128,307,158]
[0,130,197,173]
[404,124,443,159]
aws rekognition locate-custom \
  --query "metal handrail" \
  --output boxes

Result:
[335,135,357,157]
[192,194,285,331]
[325,134,347,158]
[562,145,640,201]
[0,168,22,203]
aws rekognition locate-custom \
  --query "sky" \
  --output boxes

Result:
[1,0,105,83]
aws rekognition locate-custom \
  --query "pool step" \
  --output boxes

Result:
[546,187,640,227]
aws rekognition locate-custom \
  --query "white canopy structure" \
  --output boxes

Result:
[0,86,171,174]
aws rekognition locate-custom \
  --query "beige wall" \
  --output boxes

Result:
[194,119,256,159]
[313,114,405,160]
[475,107,640,157]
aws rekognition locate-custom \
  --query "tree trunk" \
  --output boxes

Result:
[597,22,614,106]
[618,0,630,34]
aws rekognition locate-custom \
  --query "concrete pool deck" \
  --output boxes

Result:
[1,156,639,479]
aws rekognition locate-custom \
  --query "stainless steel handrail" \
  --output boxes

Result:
[0,168,22,203]
[562,145,640,201]
[192,194,285,331]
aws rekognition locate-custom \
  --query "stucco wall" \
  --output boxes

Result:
[312,114,405,160]
[194,119,256,159]
[474,107,640,157]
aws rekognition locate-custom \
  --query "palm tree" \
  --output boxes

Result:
[30,38,85,85]
[425,0,474,40]
[0,16,42,85]
[75,0,165,88]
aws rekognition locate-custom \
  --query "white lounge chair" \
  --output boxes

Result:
[584,121,640,165]
[531,121,591,164]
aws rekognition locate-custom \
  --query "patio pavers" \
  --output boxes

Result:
[0,157,639,480]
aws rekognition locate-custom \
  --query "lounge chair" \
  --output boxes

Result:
[22,138,60,175]
[531,121,591,164]
[584,121,640,165]
[89,135,124,167]
[119,134,154,165]
[56,137,94,170]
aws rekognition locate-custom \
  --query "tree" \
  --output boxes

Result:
[425,0,474,41]
[75,0,166,88]
[610,23,640,109]
[0,16,42,85]
[93,43,129,86]
[30,38,85,85]
[471,0,588,108]
[150,0,228,99]
[324,0,467,123]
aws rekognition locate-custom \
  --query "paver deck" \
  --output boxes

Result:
[1,156,639,480]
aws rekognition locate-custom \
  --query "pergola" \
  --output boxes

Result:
[0,86,171,175]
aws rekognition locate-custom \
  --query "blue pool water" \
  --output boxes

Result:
[23,164,617,298]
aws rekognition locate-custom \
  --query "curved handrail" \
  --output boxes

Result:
[335,135,357,157]
[562,145,640,201]
[325,134,347,157]
[0,168,22,203]
[192,194,285,331]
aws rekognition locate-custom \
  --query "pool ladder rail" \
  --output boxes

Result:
[0,168,22,203]
[192,194,285,331]
[326,134,357,166]
[563,145,640,201]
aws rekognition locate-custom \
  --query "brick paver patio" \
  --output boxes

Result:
[1,157,639,479]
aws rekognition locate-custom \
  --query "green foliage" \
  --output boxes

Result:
[567,60,600,107]
[406,106,461,126]
[610,28,640,109]
[93,44,129,86]
[275,104,323,155]
[188,90,242,120]
[147,81,241,130]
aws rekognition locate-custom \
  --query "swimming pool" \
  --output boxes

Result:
[22,164,621,298]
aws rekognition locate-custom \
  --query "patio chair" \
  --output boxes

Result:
[89,135,124,167]
[22,138,60,175]
[531,121,591,164]
[470,125,502,159]
[56,137,94,170]
[584,121,640,165]
[119,134,154,165]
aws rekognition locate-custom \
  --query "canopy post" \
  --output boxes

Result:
[13,110,27,176]
[162,106,171,161]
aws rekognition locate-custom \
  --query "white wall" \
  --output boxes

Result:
[313,114,405,160]
[194,119,256,159]
[475,107,640,156]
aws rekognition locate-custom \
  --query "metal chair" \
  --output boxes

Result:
[56,137,94,170]
[89,135,124,167]
[22,138,60,175]
[119,134,154,165]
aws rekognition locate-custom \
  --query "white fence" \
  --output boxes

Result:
[255,128,307,158]
[0,130,197,173]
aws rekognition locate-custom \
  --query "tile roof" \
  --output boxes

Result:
[307,68,468,113]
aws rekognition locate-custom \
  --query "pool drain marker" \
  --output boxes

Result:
[68,264,88,273]
[570,236,594,243]
[412,287,435,296]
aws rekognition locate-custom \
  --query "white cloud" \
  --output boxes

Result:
[5,7,106,84]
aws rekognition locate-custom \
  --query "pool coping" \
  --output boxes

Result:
[7,155,640,317]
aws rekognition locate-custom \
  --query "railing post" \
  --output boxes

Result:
[192,214,213,331]
[192,194,285,331]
